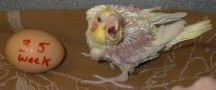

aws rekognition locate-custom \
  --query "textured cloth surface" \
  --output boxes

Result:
[0,9,216,90]
[0,0,216,13]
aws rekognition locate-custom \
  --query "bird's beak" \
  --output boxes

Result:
[105,15,121,42]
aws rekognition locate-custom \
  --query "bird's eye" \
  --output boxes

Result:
[97,17,102,23]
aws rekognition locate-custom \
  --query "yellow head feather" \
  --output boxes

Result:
[89,8,123,45]
[101,8,118,17]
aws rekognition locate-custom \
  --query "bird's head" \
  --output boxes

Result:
[88,8,124,45]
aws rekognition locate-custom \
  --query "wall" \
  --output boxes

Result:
[0,0,215,13]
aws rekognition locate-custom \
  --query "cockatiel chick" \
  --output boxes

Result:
[82,5,212,87]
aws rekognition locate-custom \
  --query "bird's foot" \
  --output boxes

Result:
[82,72,133,88]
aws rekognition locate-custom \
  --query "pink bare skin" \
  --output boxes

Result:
[171,77,216,90]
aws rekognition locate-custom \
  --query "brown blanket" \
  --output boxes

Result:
[0,9,215,90]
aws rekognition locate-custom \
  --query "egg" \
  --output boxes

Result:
[5,29,65,73]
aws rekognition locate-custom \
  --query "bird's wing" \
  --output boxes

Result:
[147,12,187,25]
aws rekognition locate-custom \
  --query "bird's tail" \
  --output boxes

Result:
[165,19,212,50]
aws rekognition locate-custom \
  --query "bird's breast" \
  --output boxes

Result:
[105,27,154,64]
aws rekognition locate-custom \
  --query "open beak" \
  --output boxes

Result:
[107,21,119,40]
[105,15,120,41]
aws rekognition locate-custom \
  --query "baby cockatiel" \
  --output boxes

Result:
[82,5,212,85]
